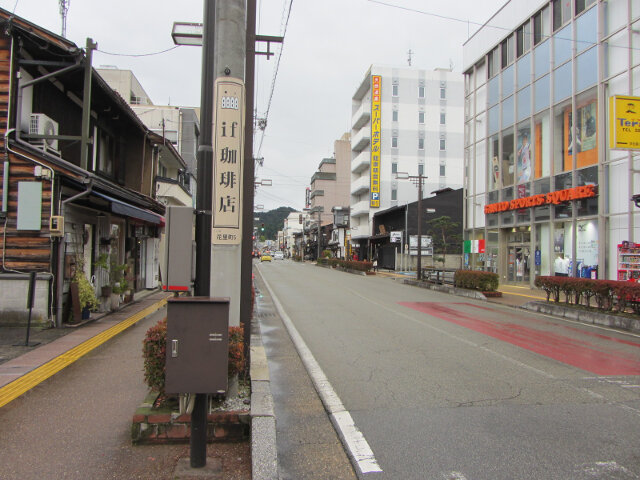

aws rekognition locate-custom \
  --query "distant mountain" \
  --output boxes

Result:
[255,207,296,240]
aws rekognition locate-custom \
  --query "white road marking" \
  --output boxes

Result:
[576,461,638,478]
[443,472,468,480]
[259,269,383,475]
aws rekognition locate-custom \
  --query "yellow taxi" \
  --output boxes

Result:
[260,253,272,262]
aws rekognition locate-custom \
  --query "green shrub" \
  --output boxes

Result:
[142,318,167,395]
[454,270,499,292]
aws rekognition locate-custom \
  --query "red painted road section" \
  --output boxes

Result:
[400,302,640,375]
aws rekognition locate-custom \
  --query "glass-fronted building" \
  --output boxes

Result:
[463,0,640,285]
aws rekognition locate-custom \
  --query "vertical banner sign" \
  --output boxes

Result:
[370,75,382,208]
[212,78,245,245]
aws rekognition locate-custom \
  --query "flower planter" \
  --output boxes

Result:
[101,285,113,298]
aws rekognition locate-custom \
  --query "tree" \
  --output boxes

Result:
[425,216,461,266]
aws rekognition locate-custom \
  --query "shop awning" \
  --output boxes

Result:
[94,192,164,225]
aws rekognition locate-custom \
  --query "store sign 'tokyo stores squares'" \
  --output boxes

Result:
[484,184,597,214]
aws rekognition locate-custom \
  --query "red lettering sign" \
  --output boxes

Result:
[484,185,597,214]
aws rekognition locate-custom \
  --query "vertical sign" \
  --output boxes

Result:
[212,78,245,245]
[370,75,381,208]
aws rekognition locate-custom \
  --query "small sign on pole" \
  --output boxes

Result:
[212,78,246,245]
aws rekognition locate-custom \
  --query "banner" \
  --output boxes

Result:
[370,75,381,208]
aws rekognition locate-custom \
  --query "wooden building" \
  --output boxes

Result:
[0,9,172,326]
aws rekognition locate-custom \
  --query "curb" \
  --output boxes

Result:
[250,319,279,480]
[522,301,640,334]
[403,278,487,300]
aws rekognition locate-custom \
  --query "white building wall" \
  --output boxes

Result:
[350,65,464,242]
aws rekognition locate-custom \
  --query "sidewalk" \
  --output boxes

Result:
[0,290,170,407]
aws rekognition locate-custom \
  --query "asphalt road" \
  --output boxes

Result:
[0,307,189,480]
[257,260,640,480]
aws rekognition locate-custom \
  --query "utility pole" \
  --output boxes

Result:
[396,171,426,280]
[80,38,96,171]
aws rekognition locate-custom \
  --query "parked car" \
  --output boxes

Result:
[260,253,272,262]
[273,251,284,260]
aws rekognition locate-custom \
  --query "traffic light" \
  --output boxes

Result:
[261,223,265,232]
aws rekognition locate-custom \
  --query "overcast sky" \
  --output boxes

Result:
[3,0,508,212]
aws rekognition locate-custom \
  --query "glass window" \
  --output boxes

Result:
[418,111,424,124]
[392,136,398,148]
[440,137,446,150]
[476,84,487,113]
[392,84,399,96]
[517,86,531,122]
[475,111,486,143]
[419,85,425,98]
[488,76,500,106]
[440,165,446,177]
[534,40,550,79]
[576,0,596,15]
[440,112,446,125]
[517,52,531,90]
[554,24,572,66]
[554,61,572,103]
[392,162,398,174]
[502,129,515,186]
[489,135,500,190]
[576,47,598,91]
[502,95,515,128]
[576,165,598,216]
[605,0,628,36]
[554,172,572,219]
[391,189,397,201]
[440,87,446,99]
[418,163,425,176]
[534,74,550,112]
[576,6,597,54]
[393,109,399,122]
[516,183,531,223]
[606,30,629,78]
[516,121,533,184]
[517,22,532,58]
[501,187,515,225]
[574,88,598,168]
[553,0,571,31]
[534,111,551,179]
[419,137,424,150]
[553,101,572,173]
[488,105,500,135]
[476,60,487,87]
[475,139,487,193]
[534,6,551,45]
[488,47,500,78]
[502,65,515,98]
[534,179,551,221]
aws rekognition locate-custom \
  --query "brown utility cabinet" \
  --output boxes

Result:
[165,297,230,394]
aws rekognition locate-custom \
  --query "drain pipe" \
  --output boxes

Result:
[55,180,93,327]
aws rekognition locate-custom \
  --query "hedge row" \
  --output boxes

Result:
[318,257,373,272]
[453,270,499,292]
[534,276,640,313]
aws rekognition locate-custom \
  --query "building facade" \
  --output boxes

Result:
[463,0,639,285]
[350,65,464,260]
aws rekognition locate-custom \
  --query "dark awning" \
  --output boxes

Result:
[94,192,164,225]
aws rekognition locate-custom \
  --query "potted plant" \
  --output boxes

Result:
[70,267,99,321]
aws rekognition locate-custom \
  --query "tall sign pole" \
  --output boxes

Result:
[191,0,216,468]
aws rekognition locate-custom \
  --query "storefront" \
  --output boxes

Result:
[463,0,639,286]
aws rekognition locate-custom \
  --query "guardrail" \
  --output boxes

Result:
[422,267,457,285]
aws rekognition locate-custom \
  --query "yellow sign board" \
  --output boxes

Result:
[370,75,381,208]
[609,95,640,150]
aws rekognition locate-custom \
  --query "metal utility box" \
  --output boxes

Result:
[165,297,230,395]
[162,206,195,292]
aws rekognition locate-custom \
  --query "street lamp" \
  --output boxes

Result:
[171,22,204,46]
[396,171,427,280]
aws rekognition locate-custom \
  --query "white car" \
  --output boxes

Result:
[273,251,284,260]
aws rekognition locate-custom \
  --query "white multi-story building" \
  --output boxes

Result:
[282,211,304,258]
[349,65,464,259]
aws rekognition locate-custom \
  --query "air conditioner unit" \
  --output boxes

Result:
[29,113,59,152]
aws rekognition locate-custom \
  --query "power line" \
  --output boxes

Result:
[97,45,180,57]
[256,0,294,157]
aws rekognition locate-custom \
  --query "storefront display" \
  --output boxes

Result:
[617,242,640,282]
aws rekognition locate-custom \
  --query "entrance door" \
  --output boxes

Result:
[507,244,531,283]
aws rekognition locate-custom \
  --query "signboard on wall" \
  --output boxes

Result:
[370,75,381,208]
[212,78,245,245]
[409,235,432,256]
[609,95,640,150]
